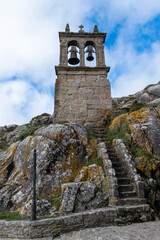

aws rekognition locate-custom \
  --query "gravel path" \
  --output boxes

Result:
[1,221,160,240]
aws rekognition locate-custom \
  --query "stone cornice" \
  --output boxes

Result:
[59,32,106,43]
[55,66,110,75]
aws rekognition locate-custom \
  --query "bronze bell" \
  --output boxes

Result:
[68,46,80,65]
[86,45,94,61]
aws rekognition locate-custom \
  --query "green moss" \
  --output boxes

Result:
[148,102,160,108]
[31,113,50,121]
[16,126,41,141]
[54,199,61,211]
[55,121,69,124]
[0,211,29,221]
[0,146,8,152]
[85,157,103,167]
[46,194,61,211]
[129,143,158,160]
[130,102,147,112]
[85,127,97,140]
[68,179,75,183]
[144,81,160,91]
[123,96,136,104]
[144,84,155,91]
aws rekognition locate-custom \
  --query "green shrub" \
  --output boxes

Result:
[104,128,124,142]
[130,102,147,112]
[46,195,61,211]
[104,123,131,142]
[85,156,103,167]
[16,126,41,141]
[55,120,69,124]
[129,143,158,160]
[105,125,157,160]
[85,127,97,139]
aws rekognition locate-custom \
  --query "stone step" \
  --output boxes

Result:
[116,173,128,178]
[110,157,120,162]
[114,167,126,174]
[118,198,147,206]
[120,191,137,198]
[107,153,118,157]
[97,136,107,139]
[107,151,119,158]
[90,129,105,132]
[105,148,115,152]
[92,131,105,134]
[117,178,130,185]
[118,184,134,192]
[92,126,105,128]
[112,162,122,167]
[105,142,113,146]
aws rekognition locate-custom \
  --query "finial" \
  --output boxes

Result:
[93,25,99,33]
[79,24,84,32]
[65,23,70,33]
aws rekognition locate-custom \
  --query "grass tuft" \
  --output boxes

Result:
[105,124,158,160]
[46,194,61,211]
[85,156,103,167]
[16,126,41,141]
[55,121,69,124]
[85,127,97,139]
[0,211,29,221]
[130,102,147,112]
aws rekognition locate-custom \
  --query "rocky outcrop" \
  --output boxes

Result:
[138,83,160,104]
[0,113,53,151]
[110,107,160,158]
[0,121,97,216]
[0,82,160,221]
[60,164,109,213]
[109,82,160,123]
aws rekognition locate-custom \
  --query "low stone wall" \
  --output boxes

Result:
[97,142,119,204]
[113,139,145,198]
[0,204,154,239]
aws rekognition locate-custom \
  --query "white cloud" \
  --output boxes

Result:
[95,0,160,30]
[0,0,95,125]
[0,80,54,126]
[0,0,160,125]
[106,40,160,97]
[0,0,94,82]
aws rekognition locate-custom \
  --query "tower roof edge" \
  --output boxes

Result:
[59,32,107,43]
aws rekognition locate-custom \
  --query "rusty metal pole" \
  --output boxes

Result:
[32,149,36,221]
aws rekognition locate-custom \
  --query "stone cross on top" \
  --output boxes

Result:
[79,24,84,32]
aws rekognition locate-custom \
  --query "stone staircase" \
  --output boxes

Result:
[90,126,147,206]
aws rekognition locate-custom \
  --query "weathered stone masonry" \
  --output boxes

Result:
[54,26,112,126]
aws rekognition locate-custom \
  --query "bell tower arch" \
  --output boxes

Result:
[54,24,112,126]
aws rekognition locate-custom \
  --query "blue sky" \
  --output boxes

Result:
[0,0,160,126]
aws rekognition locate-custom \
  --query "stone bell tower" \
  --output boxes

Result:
[54,24,112,126]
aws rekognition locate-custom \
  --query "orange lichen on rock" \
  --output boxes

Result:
[0,143,17,186]
[75,164,108,192]
[126,108,148,124]
[135,156,153,178]
[127,108,152,152]
[23,136,33,179]
[109,113,127,130]
[75,166,88,182]
[86,139,97,160]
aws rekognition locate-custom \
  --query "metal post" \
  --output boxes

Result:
[32,149,36,221]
